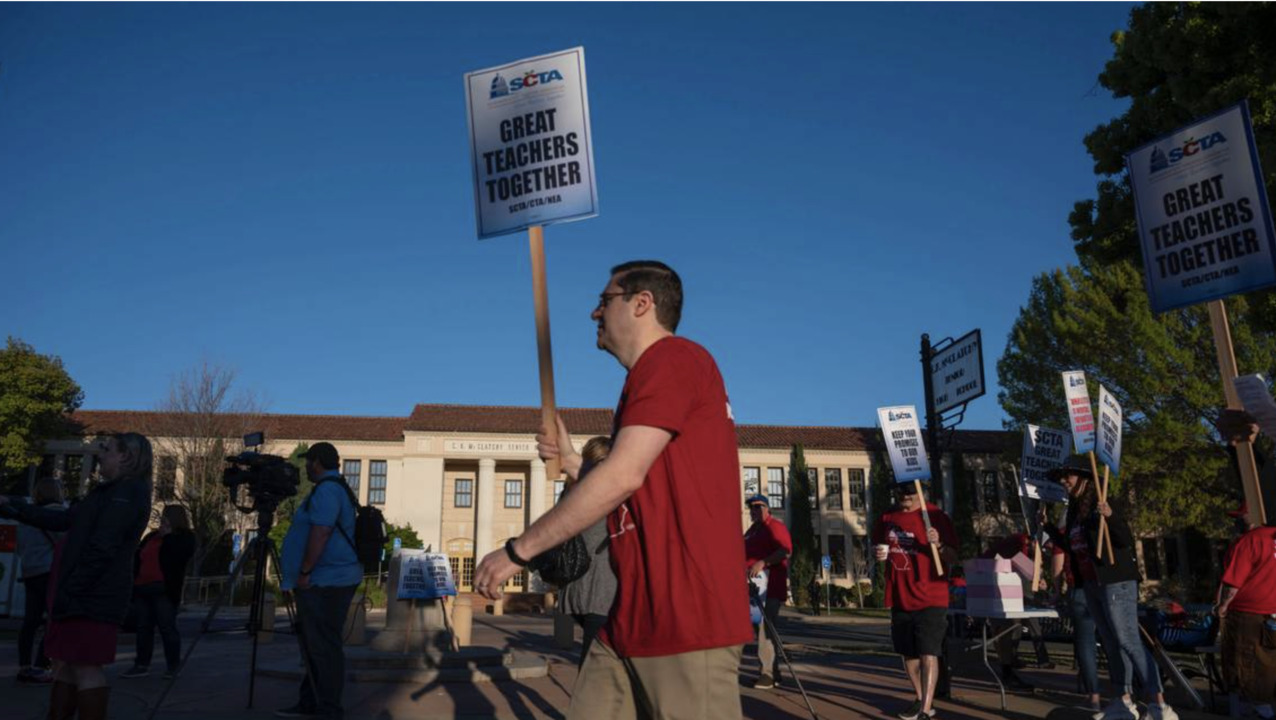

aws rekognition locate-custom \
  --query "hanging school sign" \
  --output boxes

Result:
[877,405,931,483]
[1126,101,1276,313]
[465,47,599,239]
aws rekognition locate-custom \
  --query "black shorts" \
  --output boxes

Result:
[891,606,947,658]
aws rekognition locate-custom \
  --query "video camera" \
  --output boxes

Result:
[222,431,299,511]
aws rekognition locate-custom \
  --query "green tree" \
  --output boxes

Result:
[867,443,896,609]
[997,262,1276,536]
[266,443,309,552]
[785,444,818,613]
[0,338,83,492]
[1069,3,1276,326]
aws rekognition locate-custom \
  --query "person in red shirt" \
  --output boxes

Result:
[743,493,792,689]
[474,261,752,720]
[1216,409,1276,713]
[872,482,958,720]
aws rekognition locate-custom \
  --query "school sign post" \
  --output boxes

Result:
[1126,100,1276,525]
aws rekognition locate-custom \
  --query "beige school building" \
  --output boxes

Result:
[32,403,1165,595]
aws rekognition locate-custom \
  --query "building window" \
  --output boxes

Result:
[828,533,847,577]
[65,454,83,483]
[342,460,362,496]
[155,457,177,501]
[1000,470,1020,514]
[850,536,869,578]
[979,470,1000,513]
[807,467,819,507]
[39,454,55,479]
[848,469,866,511]
[766,467,785,509]
[743,467,760,497]
[553,480,565,504]
[454,478,473,508]
[825,468,843,510]
[368,460,387,505]
[449,556,476,590]
[1163,536,1180,578]
[1142,539,1162,581]
[504,479,523,508]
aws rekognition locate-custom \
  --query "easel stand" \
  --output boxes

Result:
[146,505,310,720]
[752,588,820,720]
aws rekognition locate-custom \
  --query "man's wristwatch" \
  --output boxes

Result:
[505,538,531,567]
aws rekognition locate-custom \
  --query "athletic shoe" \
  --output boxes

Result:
[896,699,923,720]
[1145,703,1179,720]
[120,665,150,679]
[16,667,52,684]
[753,674,775,689]
[1093,697,1139,720]
[919,712,937,720]
[274,704,320,718]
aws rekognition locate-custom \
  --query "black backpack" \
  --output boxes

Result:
[307,477,388,569]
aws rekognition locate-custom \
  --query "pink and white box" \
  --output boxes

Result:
[965,557,1025,615]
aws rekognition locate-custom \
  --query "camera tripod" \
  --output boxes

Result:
[751,583,820,720]
[145,499,313,720]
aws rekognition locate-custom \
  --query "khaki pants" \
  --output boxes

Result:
[568,640,744,720]
[756,597,782,679]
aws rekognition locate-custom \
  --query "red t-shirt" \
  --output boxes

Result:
[872,504,957,611]
[1221,526,1276,615]
[1068,524,1098,585]
[744,514,793,601]
[135,533,164,586]
[602,337,754,657]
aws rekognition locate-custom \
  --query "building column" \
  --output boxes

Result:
[475,458,497,562]
[528,458,548,524]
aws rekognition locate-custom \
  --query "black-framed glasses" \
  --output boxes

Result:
[597,291,628,310]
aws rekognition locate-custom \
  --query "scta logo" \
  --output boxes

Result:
[1150,131,1228,173]
[491,68,564,98]
[888,410,913,422]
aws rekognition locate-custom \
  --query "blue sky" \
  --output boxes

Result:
[1,3,1135,431]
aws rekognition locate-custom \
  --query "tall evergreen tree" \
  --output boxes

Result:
[786,443,819,613]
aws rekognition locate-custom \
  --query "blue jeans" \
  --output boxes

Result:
[295,585,358,717]
[1070,588,1100,694]
[134,582,181,670]
[1091,580,1162,696]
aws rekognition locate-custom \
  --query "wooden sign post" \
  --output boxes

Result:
[529,225,560,481]
[913,479,944,576]
[1209,300,1267,526]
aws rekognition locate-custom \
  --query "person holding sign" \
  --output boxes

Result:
[871,482,958,720]
[558,436,616,667]
[473,261,752,720]
[1051,459,1178,720]
[743,493,792,690]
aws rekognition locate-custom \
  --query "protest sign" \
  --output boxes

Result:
[1125,101,1276,314]
[877,406,931,483]
[1096,386,1124,476]
[1062,371,1096,453]
[465,47,598,240]
[1020,425,1070,503]
[877,405,943,575]
[396,550,457,601]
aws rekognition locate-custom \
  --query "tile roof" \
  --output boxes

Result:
[69,407,1017,454]
[70,411,407,442]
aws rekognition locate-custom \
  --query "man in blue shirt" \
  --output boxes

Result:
[276,442,361,719]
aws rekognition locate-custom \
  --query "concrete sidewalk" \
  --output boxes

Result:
[0,605,1229,720]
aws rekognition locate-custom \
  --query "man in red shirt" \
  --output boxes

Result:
[474,260,753,720]
[743,494,792,689]
[872,482,958,720]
